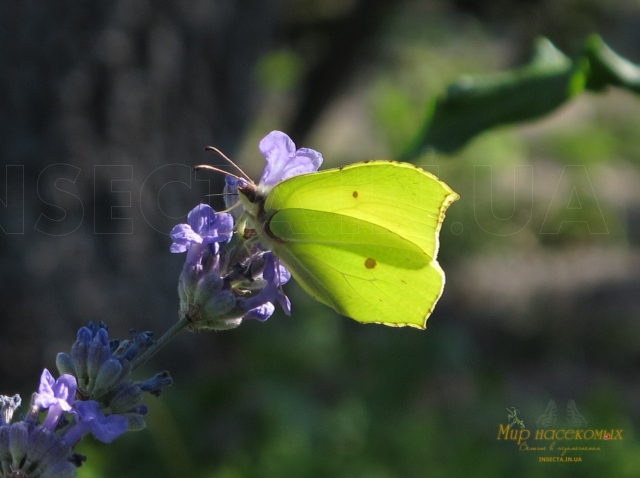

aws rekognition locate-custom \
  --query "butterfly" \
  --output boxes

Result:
[201,132,458,328]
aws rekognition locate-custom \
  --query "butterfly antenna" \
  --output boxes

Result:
[205,192,240,198]
[194,164,247,184]
[214,200,243,215]
[204,146,252,181]
[198,189,242,210]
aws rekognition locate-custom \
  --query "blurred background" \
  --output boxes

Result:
[2,0,640,476]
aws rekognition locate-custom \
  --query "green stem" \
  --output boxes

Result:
[131,316,190,371]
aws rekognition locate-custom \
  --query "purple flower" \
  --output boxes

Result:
[258,131,323,189]
[170,132,323,328]
[170,204,234,258]
[242,302,275,322]
[35,370,77,431]
[242,253,292,321]
[63,401,128,446]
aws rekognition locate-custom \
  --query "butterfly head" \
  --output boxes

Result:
[234,177,265,221]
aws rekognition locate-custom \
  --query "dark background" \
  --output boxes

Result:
[2,0,640,476]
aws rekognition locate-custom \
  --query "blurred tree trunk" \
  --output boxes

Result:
[0,0,398,390]
[0,0,276,388]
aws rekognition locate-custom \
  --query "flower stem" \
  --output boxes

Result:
[131,317,190,371]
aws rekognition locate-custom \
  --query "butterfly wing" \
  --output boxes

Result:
[262,161,458,328]
[265,161,458,260]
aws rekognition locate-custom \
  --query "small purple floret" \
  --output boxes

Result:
[258,131,323,188]
[243,253,292,320]
[243,302,275,322]
[170,204,234,272]
[170,204,233,254]
[64,401,128,446]
[35,369,77,431]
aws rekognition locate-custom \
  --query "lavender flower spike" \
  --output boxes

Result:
[258,131,323,191]
[35,370,76,431]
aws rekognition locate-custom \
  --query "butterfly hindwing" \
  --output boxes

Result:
[268,209,443,328]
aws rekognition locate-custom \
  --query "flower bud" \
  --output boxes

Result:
[178,263,200,306]
[9,422,29,468]
[181,282,244,331]
[193,273,224,305]
[70,330,91,389]
[86,341,111,390]
[92,359,124,397]
[108,383,143,414]
[39,435,72,468]
[55,353,76,377]
[122,331,154,362]
[26,426,48,458]
[0,425,10,463]
[139,372,172,397]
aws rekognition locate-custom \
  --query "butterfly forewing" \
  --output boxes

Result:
[265,161,458,259]
[255,161,458,328]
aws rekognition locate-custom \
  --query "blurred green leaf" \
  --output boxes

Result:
[405,35,640,157]
[584,35,640,93]
[256,50,304,92]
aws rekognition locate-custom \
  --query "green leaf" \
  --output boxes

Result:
[583,35,640,94]
[404,35,640,157]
